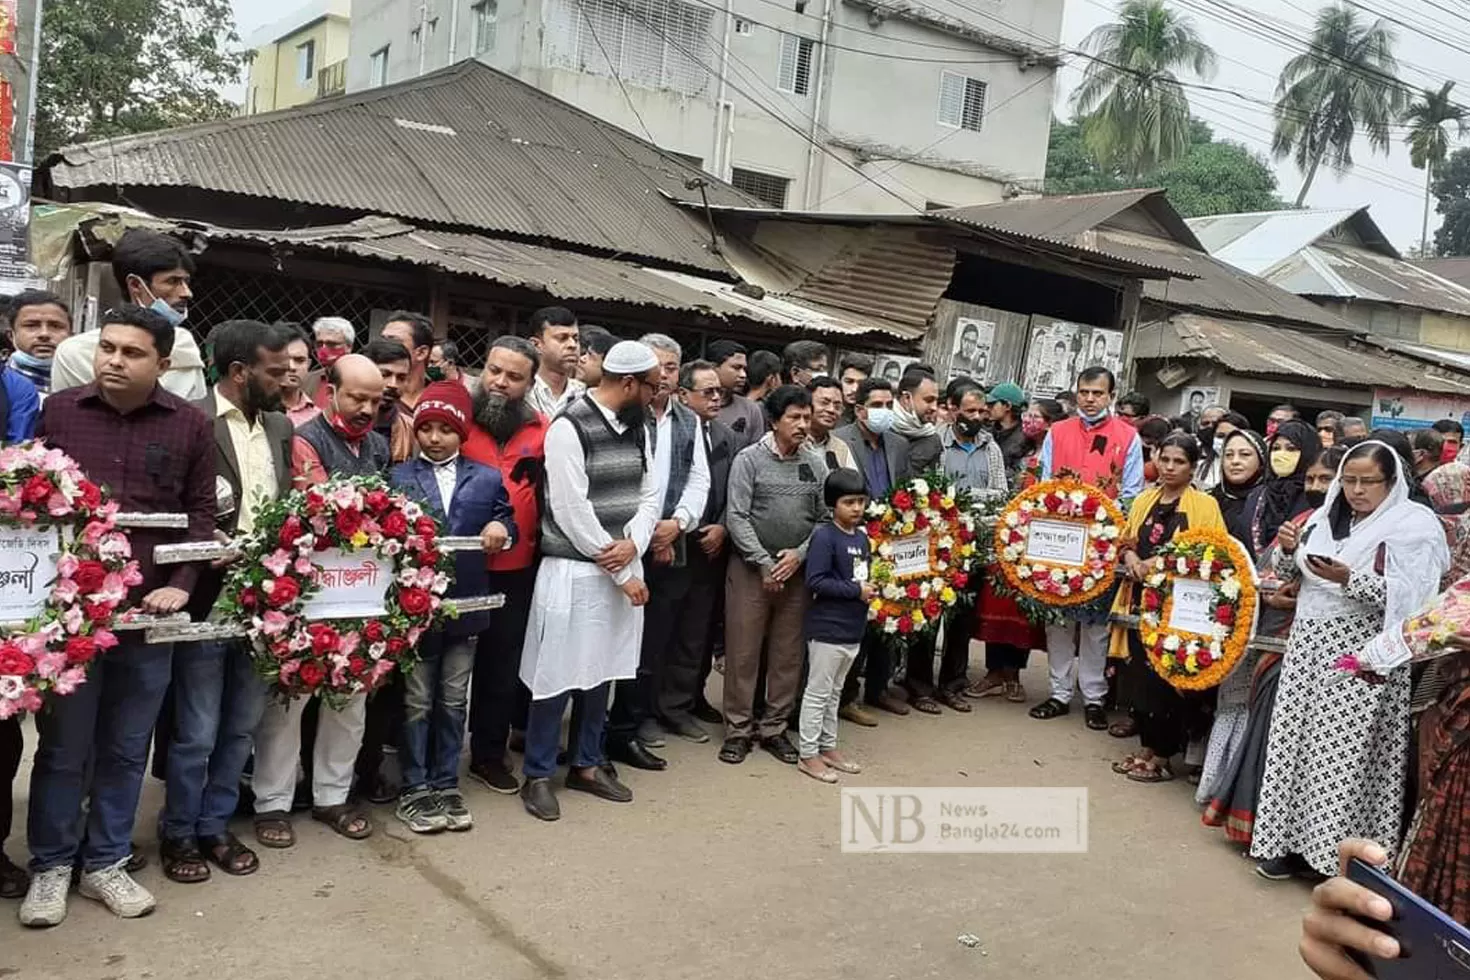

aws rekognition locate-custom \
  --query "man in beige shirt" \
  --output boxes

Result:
[807,376,855,472]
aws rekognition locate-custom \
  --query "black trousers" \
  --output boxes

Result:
[469,566,537,766]
[657,549,724,723]
[985,643,1031,671]
[841,634,897,707]
[608,564,689,743]
[1,717,20,847]
[1129,633,1188,758]
[907,607,974,693]
[355,674,404,792]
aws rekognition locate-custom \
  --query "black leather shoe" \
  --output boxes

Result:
[693,699,723,724]
[761,734,800,765]
[718,737,751,764]
[520,777,560,821]
[608,739,667,771]
[566,765,633,803]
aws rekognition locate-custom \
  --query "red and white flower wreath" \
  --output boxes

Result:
[0,441,140,718]
[994,479,1124,607]
[220,476,451,708]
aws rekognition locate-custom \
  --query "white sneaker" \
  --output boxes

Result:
[18,866,71,928]
[78,860,156,919]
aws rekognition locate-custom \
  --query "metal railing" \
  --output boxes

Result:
[317,59,347,99]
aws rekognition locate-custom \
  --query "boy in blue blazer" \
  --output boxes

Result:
[390,382,515,834]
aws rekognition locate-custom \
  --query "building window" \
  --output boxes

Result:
[370,45,390,86]
[544,0,714,98]
[297,40,316,83]
[473,0,498,54]
[777,34,813,95]
[734,17,752,34]
[410,25,422,46]
[731,167,789,208]
[937,71,986,131]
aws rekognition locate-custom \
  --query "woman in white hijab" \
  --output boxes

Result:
[1248,441,1449,881]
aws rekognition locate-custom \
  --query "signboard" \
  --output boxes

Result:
[1167,578,1218,636]
[1371,388,1470,432]
[1022,519,1088,567]
[887,534,933,578]
[0,525,57,621]
[949,317,996,383]
[302,548,390,620]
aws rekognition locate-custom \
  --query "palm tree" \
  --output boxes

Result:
[1404,81,1468,254]
[1272,4,1405,207]
[1071,0,1217,178]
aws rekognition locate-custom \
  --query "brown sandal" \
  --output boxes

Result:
[1108,718,1138,739]
[910,695,943,715]
[1126,760,1175,783]
[936,689,972,713]
[160,837,211,884]
[312,804,373,840]
[200,833,260,876]
[1004,682,1027,703]
[253,811,296,849]
[964,676,1005,699]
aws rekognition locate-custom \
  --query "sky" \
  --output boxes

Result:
[230,0,1458,251]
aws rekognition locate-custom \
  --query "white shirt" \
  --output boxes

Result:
[429,454,459,514]
[215,389,274,534]
[528,373,586,419]
[651,401,710,531]
[53,327,208,401]
[542,395,660,586]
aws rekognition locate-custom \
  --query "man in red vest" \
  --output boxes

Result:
[462,335,549,794]
[1027,365,1143,730]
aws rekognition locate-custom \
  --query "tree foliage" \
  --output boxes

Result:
[1046,117,1283,217]
[35,0,244,159]
[1431,148,1470,256]
[1271,4,1404,207]
[1071,0,1217,178]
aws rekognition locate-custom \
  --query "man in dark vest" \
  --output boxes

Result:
[518,341,661,822]
[604,335,709,769]
[253,354,389,847]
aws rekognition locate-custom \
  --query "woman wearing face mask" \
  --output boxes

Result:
[1201,447,1343,841]
[1238,420,1322,560]
[1107,434,1226,782]
[966,398,1062,703]
[1250,442,1449,881]
[1211,429,1268,543]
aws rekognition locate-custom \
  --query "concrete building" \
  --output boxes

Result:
[343,0,1062,211]
[244,0,354,115]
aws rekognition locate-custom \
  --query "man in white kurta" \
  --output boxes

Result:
[518,341,662,822]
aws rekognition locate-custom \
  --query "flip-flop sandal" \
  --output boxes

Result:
[936,689,972,713]
[200,832,260,876]
[1127,763,1176,783]
[1110,755,1145,774]
[160,838,211,884]
[911,696,943,715]
[964,677,1005,699]
[253,811,296,849]
[1004,683,1027,703]
[312,804,373,840]
[798,761,838,783]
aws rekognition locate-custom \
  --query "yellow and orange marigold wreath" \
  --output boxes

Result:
[994,479,1124,607]
[1137,528,1258,691]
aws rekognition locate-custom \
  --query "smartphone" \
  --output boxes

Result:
[1346,857,1470,978]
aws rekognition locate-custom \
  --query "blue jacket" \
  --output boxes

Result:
[390,455,517,637]
[1,368,39,443]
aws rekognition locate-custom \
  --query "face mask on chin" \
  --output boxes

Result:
[132,277,186,327]
[1079,406,1109,423]
[329,396,374,440]
[1304,489,1327,509]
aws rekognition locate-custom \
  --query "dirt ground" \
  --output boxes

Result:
[0,660,1317,980]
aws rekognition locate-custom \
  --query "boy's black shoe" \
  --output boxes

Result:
[469,760,520,795]
[521,778,560,822]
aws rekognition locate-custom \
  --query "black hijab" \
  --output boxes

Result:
[1255,419,1322,547]
[1211,428,1268,531]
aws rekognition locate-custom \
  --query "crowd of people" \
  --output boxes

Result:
[0,229,1464,959]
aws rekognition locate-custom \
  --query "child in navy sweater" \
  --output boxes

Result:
[799,468,876,783]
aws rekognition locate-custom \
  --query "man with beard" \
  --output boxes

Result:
[159,320,295,884]
[836,353,872,426]
[380,311,434,412]
[519,341,661,821]
[362,338,417,463]
[603,334,709,770]
[462,336,548,793]
[5,289,71,399]
[710,340,765,450]
[526,306,584,418]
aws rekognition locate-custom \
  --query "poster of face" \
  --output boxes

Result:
[1088,328,1124,376]
[873,354,917,387]
[949,317,996,383]
[0,161,31,283]
[1021,320,1085,396]
[1179,386,1219,417]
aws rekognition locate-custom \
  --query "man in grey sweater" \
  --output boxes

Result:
[720,385,830,766]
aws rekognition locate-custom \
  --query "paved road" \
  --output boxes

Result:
[0,661,1315,980]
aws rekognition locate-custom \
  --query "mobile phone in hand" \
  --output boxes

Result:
[1346,857,1470,978]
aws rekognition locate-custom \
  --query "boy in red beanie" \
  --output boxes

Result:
[389,381,516,833]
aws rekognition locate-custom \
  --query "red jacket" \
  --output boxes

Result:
[1047,413,1137,497]
[462,414,547,572]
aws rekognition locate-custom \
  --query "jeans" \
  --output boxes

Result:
[470,567,536,766]
[161,640,269,840]
[401,633,475,791]
[28,639,173,872]
[523,683,611,779]
[799,641,858,758]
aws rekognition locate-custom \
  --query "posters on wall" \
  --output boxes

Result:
[949,317,996,383]
[1021,321,1124,396]
[872,354,918,386]
[0,159,30,285]
[1370,388,1470,431]
[1178,386,1220,416]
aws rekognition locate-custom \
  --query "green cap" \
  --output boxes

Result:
[986,382,1027,408]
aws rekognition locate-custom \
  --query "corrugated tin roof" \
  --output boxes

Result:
[1413,257,1470,288]
[1364,337,1470,375]
[1188,208,1368,273]
[1271,241,1470,317]
[1133,313,1470,394]
[39,60,747,275]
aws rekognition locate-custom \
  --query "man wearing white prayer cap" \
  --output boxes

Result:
[518,341,663,821]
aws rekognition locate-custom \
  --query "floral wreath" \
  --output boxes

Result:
[0,441,140,718]
[219,476,451,708]
[863,473,981,638]
[994,479,1124,607]
[1137,528,1258,691]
